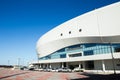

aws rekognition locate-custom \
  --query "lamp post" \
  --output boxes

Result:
[37,54,40,69]
[8,60,10,65]
[109,43,116,74]
[37,54,40,63]
[18,58,20,68]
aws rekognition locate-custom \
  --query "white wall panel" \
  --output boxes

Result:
[37,2,120,58]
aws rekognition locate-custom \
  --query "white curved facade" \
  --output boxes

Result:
[37,2,120,58]
[34,2,120,73]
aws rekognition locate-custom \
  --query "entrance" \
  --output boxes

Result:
[85,61,94,70]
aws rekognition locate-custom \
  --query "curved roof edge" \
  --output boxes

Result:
[37,2,120,57]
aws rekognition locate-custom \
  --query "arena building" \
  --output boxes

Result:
[32,2,120,73]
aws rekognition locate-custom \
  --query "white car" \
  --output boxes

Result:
[73,67,84,72]
[34,68,44,71]
[57,67,72,72]
[50,68,57,72]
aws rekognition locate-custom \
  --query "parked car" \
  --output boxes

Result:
[73,67,84,72]
[20,66,28,70]
[38,68,44,71]
[34,68,44,71]
[57,67,72,72]
[50,68,57,72]
[29,67,35,70]
[43,68,52,72]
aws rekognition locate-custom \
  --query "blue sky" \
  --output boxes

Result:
[0,0,119,66]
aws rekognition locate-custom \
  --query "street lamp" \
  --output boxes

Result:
[37,54,40,69]
[37,54,40,63]
[8,60,10,65]
[18,58,20,68]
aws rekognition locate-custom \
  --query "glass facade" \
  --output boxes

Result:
[39,43,120,60]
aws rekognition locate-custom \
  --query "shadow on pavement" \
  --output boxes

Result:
[71,72,120,80]
[0,72,29,79]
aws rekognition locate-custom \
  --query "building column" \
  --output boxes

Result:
[37,65,39,69]
[79,62,81,68]
[49,64,51,68]
[82,62,85,69]
[102,60,105,72]
[66,62,68,68]
[39,64,41,68]
[47,64,49,68]
[62,63,64,68]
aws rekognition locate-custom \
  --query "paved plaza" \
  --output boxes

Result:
[0,68,120,80]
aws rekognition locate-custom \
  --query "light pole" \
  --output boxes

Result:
[109,43,116,74]
[37,54,40,63]
[18,58,20,67]
[8,60,10,65]
[37,54,40,69]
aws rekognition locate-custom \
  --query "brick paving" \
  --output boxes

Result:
[0,68,120,80]
[0,68,88,80]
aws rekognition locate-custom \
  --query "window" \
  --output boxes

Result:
[84,50,93,56]
[84,44,96,48]
[46,55,51,59]
[57,48,65,52]
[69,31,71,34]
[79,29,82,32]
[115,47,120,52]
[60,54,66,58]
[85,61,94,69]
[60,33,63,36]
[69,53,82,57]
